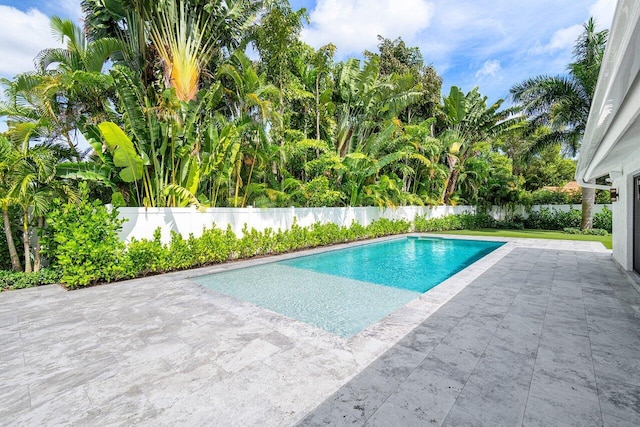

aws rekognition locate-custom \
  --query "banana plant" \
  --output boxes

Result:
[440,86,518,204]
[332,57,421,157]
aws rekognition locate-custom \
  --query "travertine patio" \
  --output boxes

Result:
[1,236,639,426]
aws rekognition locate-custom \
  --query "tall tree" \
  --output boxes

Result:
[440,86,515,204]
[0,135,22,271]
[252,1,307,135]
[82,0,262,88]
[332,57,421,157]
[365,36,442,124]
[35,17,120,143]
[510,18,608,229]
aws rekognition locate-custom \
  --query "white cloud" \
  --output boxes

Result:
[525,0,614,58]
[529,24,583,55]
[589,0,616,29]
[475,59,501,79]
[301,0,435,56]
[59,0,83,21]
[0,6,63,79]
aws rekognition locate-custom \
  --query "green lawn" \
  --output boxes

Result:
[435,229,612,249]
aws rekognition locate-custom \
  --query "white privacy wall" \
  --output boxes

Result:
[117,205,474,243]
[115,204,609,243]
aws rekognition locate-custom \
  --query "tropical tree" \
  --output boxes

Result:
[332,57,421,157]
[0,135,22,271]
[81,0,262,89]
[289,43,336,141]
[510,18,608,228]
[1,138,80,273]
[0,74,61,152]
[217,50,279,205]
[440,86,516,204]
[365,36,442,124]
[32,17,121,149]
[252,1,307,139]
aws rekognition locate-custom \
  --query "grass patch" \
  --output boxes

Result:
[434,229,612,249]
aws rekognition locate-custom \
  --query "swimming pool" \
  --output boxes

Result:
[194,236,503,337]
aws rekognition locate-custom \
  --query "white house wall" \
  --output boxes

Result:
[611,145,640,271]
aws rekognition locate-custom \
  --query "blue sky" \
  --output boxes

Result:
[0,0,616,105]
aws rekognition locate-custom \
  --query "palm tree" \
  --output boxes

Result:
[0,74,59,152]
[8,142,81,272]
[0,135,22,271]
[218,50,278,205]
[510,18,607,229]
[35,17,121,145]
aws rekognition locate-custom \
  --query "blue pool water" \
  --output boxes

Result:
[194,237,503,337]
[280,237,503,293]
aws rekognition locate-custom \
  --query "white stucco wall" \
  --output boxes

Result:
[116,205,476,243]
[115,204,610,244]
[611,153,640,271]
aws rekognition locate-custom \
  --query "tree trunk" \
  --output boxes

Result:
[339,127,354,158]
[442,155,459,204]
[33,216,44,272]
[581,181,596,229]
[3,206,22,272]
[22,210,31,273]
[315,74,321,141]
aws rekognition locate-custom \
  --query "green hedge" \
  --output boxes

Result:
[123,217,411,283]
[414,212,495,232]
[563,227,608,236]
[0,269,60,291]
[40,202,415,289]
[593,206,612,232]
[523,208,581,230]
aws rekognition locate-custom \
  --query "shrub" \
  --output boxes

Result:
[366,218,411,237]
[165,231,196,270]
[563,227,608,236]
[0,269,60,291]
[593,206,612,232]
[495,217,525,230]
[596,190,611,204]
[414,212,494,232]
[125,229,169,276]
[44,197,129,289]
[189,226,234,265]
[523,207,581,230]
[529,189,582,205]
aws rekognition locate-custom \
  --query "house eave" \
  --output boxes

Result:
[576,0,640,182]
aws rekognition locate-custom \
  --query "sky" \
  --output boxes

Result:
[0,0,616,106]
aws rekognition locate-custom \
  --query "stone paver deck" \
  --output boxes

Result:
[1,235,639,426]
